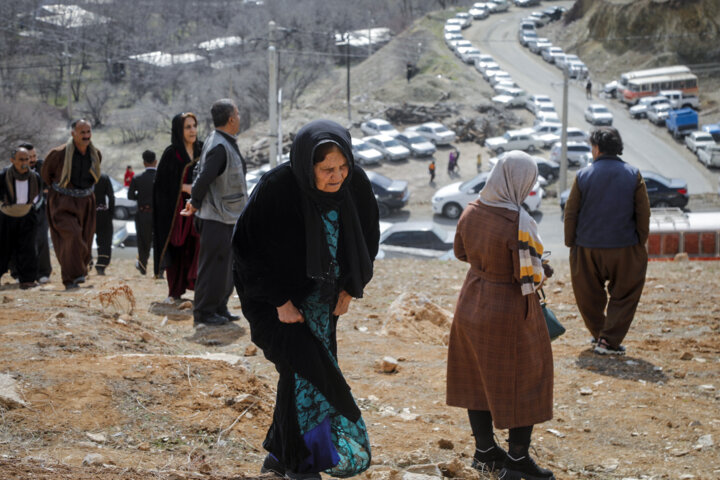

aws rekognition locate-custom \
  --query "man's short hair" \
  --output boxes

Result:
[589,127,623,156]
[18,142,34,151]
[71,118,90,130]
[142,150,156,165]
[11,147,28,158]
[210,99,237,128]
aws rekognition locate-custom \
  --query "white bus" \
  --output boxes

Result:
[621,72,698,105]
[618,65,692,100]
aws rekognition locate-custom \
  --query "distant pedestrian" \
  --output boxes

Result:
[429,160,436,183]
[407,62,413,83]
[124,165,134,187]
[0,147,42,289]
[93,173,115,275]
[476,151,482,173]
[128,150,157,275]
[586,79,592,99]
[448,148,460,176]
[41,119,102,290]
[564,127,650,356]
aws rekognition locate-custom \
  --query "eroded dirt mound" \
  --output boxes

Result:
[381,292,453,345]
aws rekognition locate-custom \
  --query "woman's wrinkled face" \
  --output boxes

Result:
[183,117,197,145]
[314,149,349,193]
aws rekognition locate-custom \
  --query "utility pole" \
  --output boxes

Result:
[65,43,73,120]
[559,64,569,193]
[268,21,278,168]
[346,32,351,122]
[277,88,283,163]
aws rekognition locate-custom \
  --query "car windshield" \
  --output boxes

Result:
[408,136,426,144]
[357,144,374,152]
[593,106,609,113]
[433,125,449,133]
[695,134,713,142]
[657,105,670,112]
[540,105,556,112]
[384,139,400,147]
[460,177,482,190]
[378,123,394,131]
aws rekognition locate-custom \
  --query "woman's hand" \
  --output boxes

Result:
[333,290,352,316]
[179,200,196,217]
[181,183,192,194]
[277,300,304,323]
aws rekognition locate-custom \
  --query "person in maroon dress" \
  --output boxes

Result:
[152,113,202,302]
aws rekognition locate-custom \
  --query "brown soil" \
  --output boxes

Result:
[1,256,719,480]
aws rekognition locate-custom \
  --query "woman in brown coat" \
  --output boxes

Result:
[447,151,555,480]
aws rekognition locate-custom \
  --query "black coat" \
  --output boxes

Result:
[127,168,156,208]
[231,161,379,469]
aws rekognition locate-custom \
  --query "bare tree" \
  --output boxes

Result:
[81,84,113,127]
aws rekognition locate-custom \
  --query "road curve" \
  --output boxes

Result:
[465,5,717,195]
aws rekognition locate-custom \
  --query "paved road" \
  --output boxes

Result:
[466,6,717,195]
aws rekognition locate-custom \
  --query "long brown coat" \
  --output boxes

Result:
[446,200,553,429]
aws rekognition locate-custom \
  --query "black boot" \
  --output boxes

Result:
[499,444,554,480]
[472,443,508,473]
[260,453,285,476]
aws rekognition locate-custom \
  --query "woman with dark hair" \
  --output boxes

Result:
[232,120,379,479]
[152,112,202,302]
[447,151,555,479]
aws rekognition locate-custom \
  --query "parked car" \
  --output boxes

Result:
[492,88,528,108]
[584,104,613,126]
[560,171,689,214]
[489,152,560,184]
[541,46,564,63]
[360,118,399,137]
[528,11,550,27]
[697,145,720,167]
[567,60,588,79]
[518,30,538,46]
[407,122,456,145]
[647,103,671,125]
[454,12,473,28]
[365,171,410,218]
[629,96,668,119]
[395,131,437,157]
[525,94,554,114]
[444,32,464,45]
[488,71,513,86]
[449,39,472,54]
[363,135,410,161]
[379,222,454,258]
[530,122,562,148]
[515,0,541,6]
[488,0,509,12]
[112,221,137,248]
[458,47,483,64]
[444,24,461,34]
[479,62,502,79]
[685,131,715,153]
[493,80,518,94]
[517,20,536,35]
[485,129,544,153]
[351,137,383,166]
[108,177,137,220]
[642,171,689,208]
[534,104,560,123]
[550,141,592,167]
[468,6,489,19]
[543,6,565,21]
[432,172,543,219]
[527,37,550,54]
[555,54,580,71]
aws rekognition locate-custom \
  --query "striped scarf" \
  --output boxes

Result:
[479,150,545,296]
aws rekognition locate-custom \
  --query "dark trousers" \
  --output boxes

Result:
[35,206,52,278]
[0,212,38,283]
[95,210,113,268]
[193,218,234,320]
[134,211,153,270]
[570,244,647,347]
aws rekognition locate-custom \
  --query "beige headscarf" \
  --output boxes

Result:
[479,151,544,295]
[58,137,101,188]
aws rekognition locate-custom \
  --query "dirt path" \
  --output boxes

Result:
[1,256,719,479]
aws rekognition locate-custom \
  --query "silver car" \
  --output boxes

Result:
[364,135,411,161]
[395,131,437,157]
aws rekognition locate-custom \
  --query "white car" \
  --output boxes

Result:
[360,118,399,137]
[444,32,464,45]
[485,129,544,153]
[567,60,588,79]
[492,88,527,108]
[455,12,473,28]
[469,7,489,19]
[534,104,560,123]
[530,122,562,148]
[556,54,580,71]
[647,103,671,125]
[550,141,592,167]
[395,131,437,157]
[432,171,543,219]
[584,104,613,126]
[407,122,456,145]
[493,80,518,94]
[697,145,720,167]
[525,94,554,114]
[685,131,716,153]
[458,47,483,64]
[449,39,472,54]
[363,135,410,161]
[489,71,513,86]
[444,24,462,34]
[351,137,383,166]
[479,62,501,79]
[488,0,510,13]
[528,38,551,54]
[108,177,137,220]
[629,96,668,119]
[542,46,564,63]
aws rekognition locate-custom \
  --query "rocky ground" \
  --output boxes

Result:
[1,255,719,480]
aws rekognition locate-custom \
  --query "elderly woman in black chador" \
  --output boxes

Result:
[232,119,379,479]
[152,112,202,301]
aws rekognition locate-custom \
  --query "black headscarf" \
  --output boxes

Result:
[289,119,373,299]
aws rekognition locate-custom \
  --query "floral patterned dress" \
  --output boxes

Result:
[293,209,371,477]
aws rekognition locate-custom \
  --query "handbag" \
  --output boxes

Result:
[539,288,565,341]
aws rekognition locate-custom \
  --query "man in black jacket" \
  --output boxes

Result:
[23,143,53,283]
[93,173,115,275]
[128,150,157,275]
